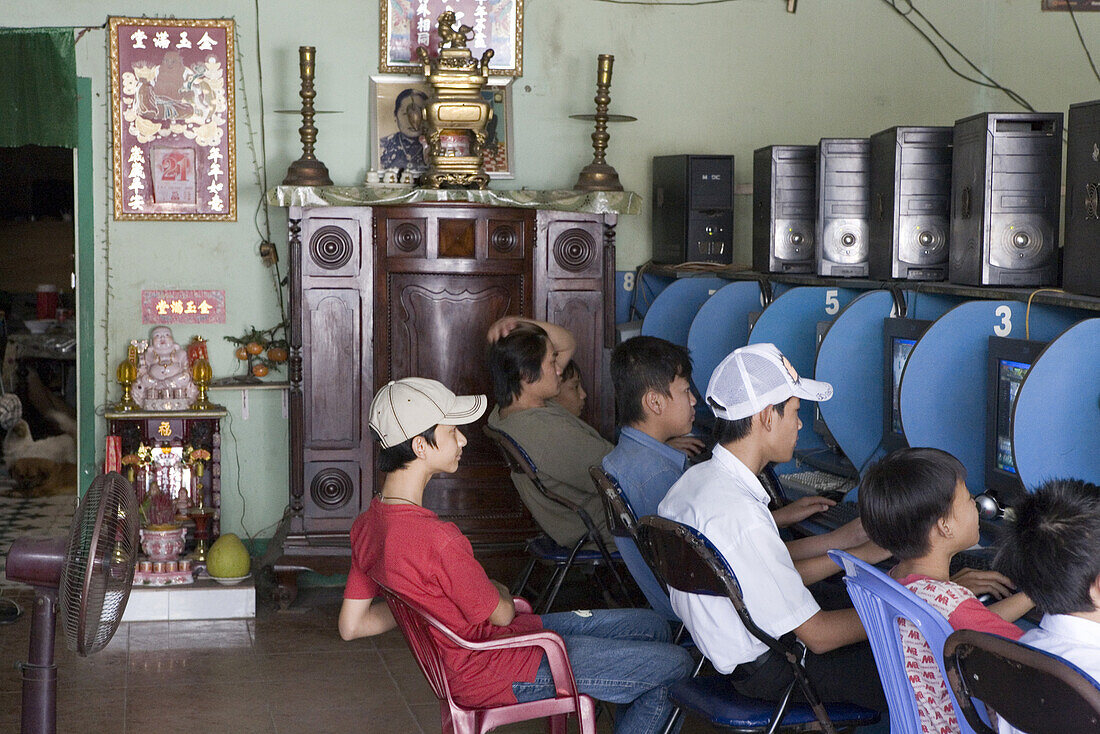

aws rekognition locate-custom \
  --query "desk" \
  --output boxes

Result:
[2,331,77,434]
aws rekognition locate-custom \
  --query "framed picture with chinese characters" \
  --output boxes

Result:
[108,17,236,221]
[380,0,524,76]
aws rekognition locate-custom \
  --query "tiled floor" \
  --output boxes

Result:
[0,585,734,734]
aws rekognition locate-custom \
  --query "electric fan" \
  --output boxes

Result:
[5,471,139,734]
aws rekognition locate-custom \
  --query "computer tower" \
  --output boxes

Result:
[1063,100,1100,297]
[868,126,953,281]
[753,145,817,273]
[948,112,1062,287]
[816,138,871,277]
[652,155,734,264]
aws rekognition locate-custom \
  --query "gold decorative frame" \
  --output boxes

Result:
[109,17,237,221]
[380,0,524,77]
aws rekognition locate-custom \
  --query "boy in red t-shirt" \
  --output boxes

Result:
[339,377,691,734]
[859,447,1034,733]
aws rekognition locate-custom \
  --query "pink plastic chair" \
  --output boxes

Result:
[377,583,597,734]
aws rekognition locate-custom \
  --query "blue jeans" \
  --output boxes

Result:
[512,608,692,734]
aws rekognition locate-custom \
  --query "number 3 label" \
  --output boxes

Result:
[825,289,840,315]
[993,304,1012,336]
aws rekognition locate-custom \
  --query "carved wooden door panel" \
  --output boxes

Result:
[375,205,538,546]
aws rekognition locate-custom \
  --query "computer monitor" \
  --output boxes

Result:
[985,336,1046,505]
[881,318,933,452]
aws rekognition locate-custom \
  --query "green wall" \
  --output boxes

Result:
[4,0,1098,540]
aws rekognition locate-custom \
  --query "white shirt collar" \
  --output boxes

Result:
[711,444,770,505]
[1041,613,1100,641]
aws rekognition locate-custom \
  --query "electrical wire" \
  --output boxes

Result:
[1024,288,1065,340]
[879,0,1036,111]
[1065,0,1100,86]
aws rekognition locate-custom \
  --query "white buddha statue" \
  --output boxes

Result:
[132,326,198,410]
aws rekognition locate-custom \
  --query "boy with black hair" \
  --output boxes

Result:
[659,343,891,712]
[995,477,1100,734]
[859,447,1033,732]
[552,359,587,418]
[485,317,616,549]
[340,377,692,734]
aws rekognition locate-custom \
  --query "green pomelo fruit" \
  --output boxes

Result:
[206,533,250,577]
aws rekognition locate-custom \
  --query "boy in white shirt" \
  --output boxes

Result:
[995,478,1100,734]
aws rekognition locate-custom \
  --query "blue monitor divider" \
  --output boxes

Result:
[1013,317,1100,487]
[902,291,965,322]
[898,300,1082,494]
[747,285,860,457]
[640,276,728,347]
[815,290,894,474]
[686,281,768,395]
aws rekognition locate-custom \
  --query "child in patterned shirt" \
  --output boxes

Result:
[859,447,1034,734]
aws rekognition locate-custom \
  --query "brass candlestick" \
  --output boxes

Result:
[282,46,333,187]
[574,54,632,192]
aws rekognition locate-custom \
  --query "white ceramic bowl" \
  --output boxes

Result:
[210,573,251,586]
[23,319,57,334]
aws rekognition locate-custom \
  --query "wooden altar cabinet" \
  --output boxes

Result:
[266,186,640,606]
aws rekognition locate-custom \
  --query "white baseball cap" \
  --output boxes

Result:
[369,378,487,449]
[706,343,832,421]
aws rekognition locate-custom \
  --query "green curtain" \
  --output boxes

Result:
[0,27,77,148]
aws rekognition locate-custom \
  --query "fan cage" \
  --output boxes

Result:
[59,472,139,656]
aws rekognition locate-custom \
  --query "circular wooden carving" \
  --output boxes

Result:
[309,225,353,269]
[310,468,352,510]
[392,222,423,252]
[490,224,518,253]
[552,228,596,272]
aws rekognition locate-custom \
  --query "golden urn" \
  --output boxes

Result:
[415,11,495,189]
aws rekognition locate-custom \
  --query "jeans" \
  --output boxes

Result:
[512,608,693,734]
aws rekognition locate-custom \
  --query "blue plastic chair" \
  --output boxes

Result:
[828,549,990,734]
[640,516,881,734]
[945,628,1100,734]
[482,425,629,614]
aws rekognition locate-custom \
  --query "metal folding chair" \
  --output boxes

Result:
[483,424,629,613]
[945,628,1100,734]
[640,516,880,734]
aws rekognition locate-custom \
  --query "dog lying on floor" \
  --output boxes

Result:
[2,417,77,497]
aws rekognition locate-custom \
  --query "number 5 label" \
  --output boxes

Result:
[825,289,840,315]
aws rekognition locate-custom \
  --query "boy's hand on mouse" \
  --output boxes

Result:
[951,568,1015,600]
[772,495,835,527]
[666,434,705,456]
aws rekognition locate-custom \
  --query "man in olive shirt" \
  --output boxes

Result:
[486,317,615,550]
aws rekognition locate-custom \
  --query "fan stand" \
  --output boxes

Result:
[7,537,65,734]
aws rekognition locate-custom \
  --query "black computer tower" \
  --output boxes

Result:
[753,145,817,273]
[652,155,734,264]
[948,112,1062,287]
[1063,100,1100,297]
[816,138,871,277]
[869,126,953,281]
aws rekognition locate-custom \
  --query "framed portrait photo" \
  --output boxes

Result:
[380,0,524,77]
[108,17,236,221]
[369,76,514,179]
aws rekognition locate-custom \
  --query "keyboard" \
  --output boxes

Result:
[950,547,997,576]
[779,470,857,498]
[813,501,861,529]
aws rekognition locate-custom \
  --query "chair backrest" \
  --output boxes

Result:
[945,628,1100,734]
[828,549,985,734]
[589,465,640,541]
[639,515,792,661]
[377,584,458,705]
[483,423,540,480]
[590,467,677,620]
